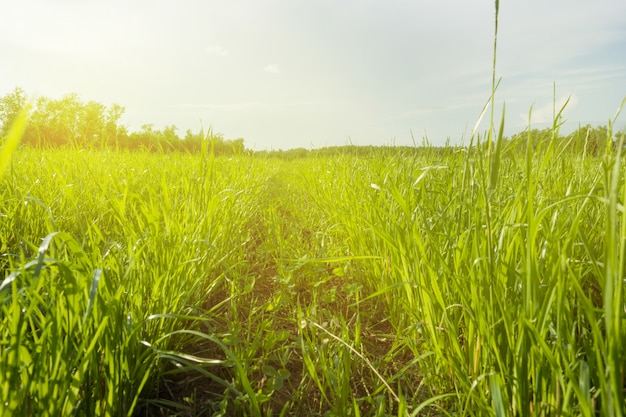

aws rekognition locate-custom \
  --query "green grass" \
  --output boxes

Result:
[1,2,625,413]
[1,124,625,415]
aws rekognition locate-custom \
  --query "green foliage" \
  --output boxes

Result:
[253,145,458,160]
[0,87,28,137]
[1,0,625,411]
[503,124,625,158]
[0,88,246,155]
[570,124,612,156]
[1,118,626,414]
[0,104,29,183]
[0,149,269,415]
[20,93,124,149]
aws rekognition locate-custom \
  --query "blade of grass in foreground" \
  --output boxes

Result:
[601,97,626,417]
[0,106,29,183]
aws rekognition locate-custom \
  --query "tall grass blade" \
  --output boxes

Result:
[0,105,29,182]
[489,104,506,192]
[490,375,508,417]
[602,96,626,417]
[83,268,102,322]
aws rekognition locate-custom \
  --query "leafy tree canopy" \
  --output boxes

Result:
[0,87,246,155]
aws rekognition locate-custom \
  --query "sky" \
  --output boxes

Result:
[1,0,625,150]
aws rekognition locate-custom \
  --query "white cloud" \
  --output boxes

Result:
[206,45,229,56]
[264,64,280,74]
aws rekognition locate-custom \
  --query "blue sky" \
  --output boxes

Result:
[1,0,625,150]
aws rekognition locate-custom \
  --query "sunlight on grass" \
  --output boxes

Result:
[0,106,29,183]
[1,1,625,415]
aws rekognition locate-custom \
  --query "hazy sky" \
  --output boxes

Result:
[2,0,625,150]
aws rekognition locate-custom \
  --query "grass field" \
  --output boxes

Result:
[1,3,625,409]
[1,116,625,415]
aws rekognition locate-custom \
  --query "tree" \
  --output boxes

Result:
[183,129,203,153]
[1,87,242,154]
[26,94,82,147]
[0,87,28,137]
[104,104,127,149]
[79,100,106,147]
[230,138,245,154]
[162,124,180,150]
[570,125,611,156]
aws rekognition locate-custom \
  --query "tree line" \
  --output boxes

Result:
[0,87,245,154]
[1,87,622,157]
[504,125,625,157]
[255,124,624,159]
